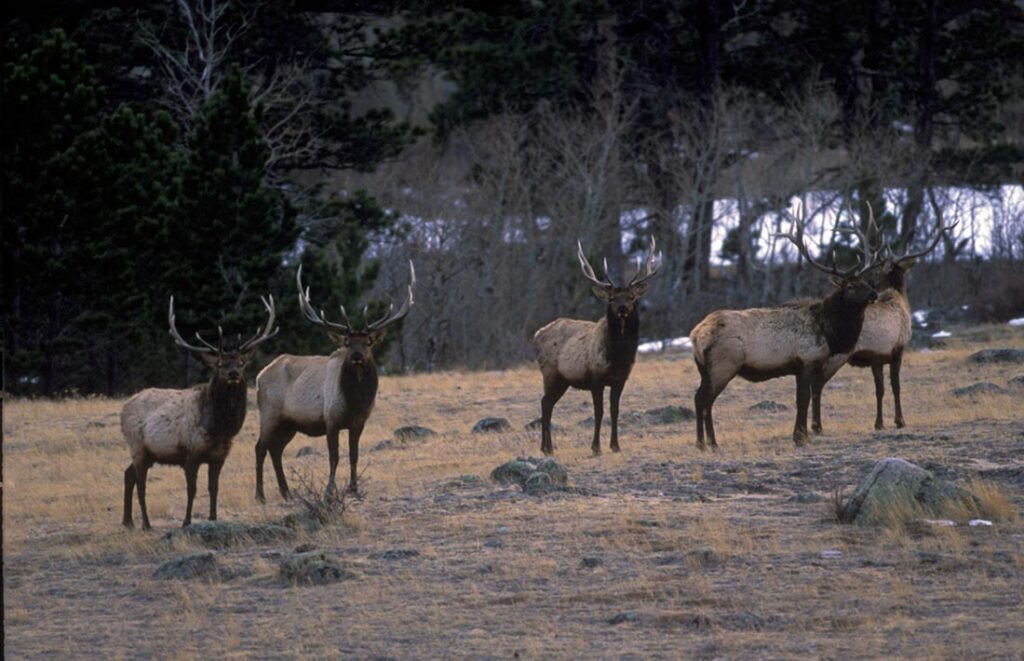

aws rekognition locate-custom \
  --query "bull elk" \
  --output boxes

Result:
[811,207,952,431]
[533,237,661,456]
[254,261,415,499]
[121,295,278,529]
[689,208,882,449]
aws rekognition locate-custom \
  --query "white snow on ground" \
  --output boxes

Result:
[912,310,929,325]
[637,340,664,354]
[931,330,952,338]
[1009,317,1024,327]
[638,336,693,355]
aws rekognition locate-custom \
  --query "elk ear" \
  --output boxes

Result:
[368,327,387,345]
[629,282,649,298]
[900,257,916,270]
[328,331,348,346]
[592,285,612,301]
[199,353,220,367]
[829,275,843,288]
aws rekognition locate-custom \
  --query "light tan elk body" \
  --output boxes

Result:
[810,212,951,431]
[533,238,660,455]
[122,296,277,529]
[689,213,881,449]
[255,262,414,499]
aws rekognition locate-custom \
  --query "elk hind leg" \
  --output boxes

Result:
[183,460,199,527]
[540,378,569,456]
[891,349,905,428]
[134,458,153,531]
[123,464,136,528]
[872,365,885,430]
[609,382,624,453]
[793,371,812,446]
[347,425,363,494]
[590,387,604,456]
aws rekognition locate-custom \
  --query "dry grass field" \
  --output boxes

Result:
[4,324,1024,659]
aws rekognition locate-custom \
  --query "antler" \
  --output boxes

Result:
[778,202,882,278]
[626,236,662,288]
[366,261,417,332]
[296,264,354,334]
[893,195,956,264]
[168,297,217,354]
[834,201,884,277]
[576,240,616,289]
[239,295,279,353]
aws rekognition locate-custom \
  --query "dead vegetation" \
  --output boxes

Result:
[3,327,1023,658]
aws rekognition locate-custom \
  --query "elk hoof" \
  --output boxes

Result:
[874,421,885,430]
[696,442,707,452]
[122,520,134,529]
[591,447,602,457]
[255,492,266,504]
[895,418,906,429]
[541,446,554,456]
[792,431,808,447]
[811,424,823,434]
[610,444,621,453]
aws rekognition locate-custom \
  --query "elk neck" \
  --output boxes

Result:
[340,358,379,414]
[603,305,640,366]
[200,374,248,442]
[816,289,869,355]
[884,267,909,296]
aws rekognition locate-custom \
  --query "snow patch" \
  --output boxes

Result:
[1008,317,1024,327]
[912,310,929,325]
[931,330,952,338]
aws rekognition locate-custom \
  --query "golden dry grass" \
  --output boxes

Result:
[4,324,1024,658]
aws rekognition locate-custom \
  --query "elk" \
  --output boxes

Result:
[254,261,414,500]
[533,237,661,456]
[810,208,952,431]
[689,209,881,449]
[121,295,278,529]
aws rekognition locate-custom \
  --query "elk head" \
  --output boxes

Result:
[577,236,661,326]
[296,261,416,370]
[869,202,954,293]
[778,204,883,307]
[168,295,279,385]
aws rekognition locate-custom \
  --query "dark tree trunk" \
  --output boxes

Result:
[902,0,938,248]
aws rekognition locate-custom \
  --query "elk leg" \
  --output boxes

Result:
[540,379,569,455]
[134,459,152,531]
[183,460,199,527]
[810,374,825,434]
[694,365,710,451]
[891,349,905,428]
[590,387,605,456]
[872,365,885,430]
[793,372,811,446]
[704,382,727,451]
[348,425,363,494]
[123,464,137,528]
[609,382,624,453]
[270,444,291,500]
[326,428,340,495]
[254,438,268,503]
[208,459,223,521]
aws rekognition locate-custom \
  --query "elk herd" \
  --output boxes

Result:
[121,205,949,530]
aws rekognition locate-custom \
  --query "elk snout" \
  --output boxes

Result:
[616,304,631,318]
[226,369,242,383]
[349,351,365,365]
[868,289,878,303]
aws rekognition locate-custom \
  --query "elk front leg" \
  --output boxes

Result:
[183,460,200,527]
[269,444,290,500]
[793,371,811,446]
[123,464,137,528]
[134,458,153,531]
[254,439,268,503]
[326,428,340,496]
[891,349,905,428]
[810,373,825,434]
[591,387,604,456]
[609,382,624,453]
[208,459,224,521]
[348,425,363,494]
[872,364,885,430]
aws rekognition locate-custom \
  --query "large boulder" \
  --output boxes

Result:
[967,348,1024,365]
[838,457,975,525]
[280,551,358,586]
[491,456,568,492]
[165,521,294,548]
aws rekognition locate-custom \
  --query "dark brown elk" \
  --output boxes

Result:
[810,208,952,431]
[121,296,278,529]
[254,261,414,499]
[533,237,661,456]
[689,210,882,449]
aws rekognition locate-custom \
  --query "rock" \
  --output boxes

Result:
[580,556,603,569]
[296,446,318,457]
[749,400,788,412]
[524,418,561,432]
[165,521,295,548]
[967,348,1024,365]
[278,511,324,534]
[608,611,644,625]
[280,551,358,585]
[788,491,823,504]
[394,425,437,441]
[294,543,318,553]
[369,440,395,452]
[153,552,220,581]
[375,549,420,561]
[642,405,695,424]
[687,547,719,566]
[491,456,569,493]
[951,382,1005,397]
[472,417,512,433]
[1007,375,1024,390]
[838,457,976,525]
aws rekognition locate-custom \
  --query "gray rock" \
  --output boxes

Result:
[278,511,324,534]
[153,552,219,581]
[838,457,976,525]
[951,382,1005,397]
[375,549,420,561]
[524,418,561,432]
[491,456,569,492]
[642,405,695,424]
[442,474,485,489]
[296,446,318,457]
[394,425,437,441]
[369,439,395,452]
[523,471,553,493]
[608,611,644,625]
[165,521,295,548]
[280,551,358,586]
[749,400,788,412]
[580,556,602,569]
[491,459,538,485]
[1007,375,1024,390]
[967,348,1024,365]
[472,417,512,433]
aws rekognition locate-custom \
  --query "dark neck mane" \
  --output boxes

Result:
[199,375,247,442]
[816,290,869,355]
[340,360,379,416]
[604,306,640,366]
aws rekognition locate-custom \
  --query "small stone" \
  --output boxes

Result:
[749,400,788,412]
[580,556,603,569]
[280,551,357,586]
[951,382,1005,397]
[1007,375,1024,390]
[296,446,317,457]
[967,348,1024,364]
[523,471,553,493]
[642,405,695,424]
[819,549,843,559]
[608,611,643,625]
[369,440,395,452]
[788,492,824,504]
[472,417,512,433]
[376,549,420,561]
[153,552,219,581]
[294,543,317,553]
[165,521,294,548]
[394,425,436,441]
[524,418,560,432]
